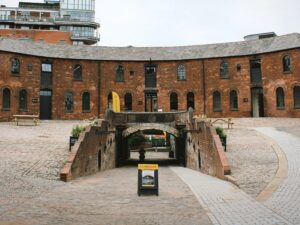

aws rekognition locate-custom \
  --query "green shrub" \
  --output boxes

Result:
[71,125,86,138]
[216,127,226,138]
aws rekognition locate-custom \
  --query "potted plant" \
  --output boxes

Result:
[216,127,227,152]
[69,125,85,151]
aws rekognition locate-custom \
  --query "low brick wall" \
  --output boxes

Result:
[60,121,116,182]
[61,118,230,182]
[186,121,230,179]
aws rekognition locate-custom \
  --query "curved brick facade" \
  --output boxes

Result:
[0,35,300,120]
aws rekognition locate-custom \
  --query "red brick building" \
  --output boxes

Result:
[0,33,300,120]
[0,29,72,45]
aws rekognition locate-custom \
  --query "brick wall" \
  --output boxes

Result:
[60,121,116,182]
[0,52,40,121]
[186,121,231,179]
[0,48,300,120]
[0,29,72,45]
[261,49,300,117]
[52,59,99,119]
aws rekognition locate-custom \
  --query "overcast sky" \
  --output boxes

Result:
[2,0,300,46]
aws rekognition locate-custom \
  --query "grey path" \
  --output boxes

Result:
[171,167,291,225]
[256,127,300,225]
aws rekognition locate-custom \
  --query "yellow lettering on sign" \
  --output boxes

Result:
[138,164,159,170]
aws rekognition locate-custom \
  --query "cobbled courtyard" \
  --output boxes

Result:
[1,118,300,224]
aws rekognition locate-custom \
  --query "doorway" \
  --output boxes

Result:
[40,90,52,120]
[145,92,158,112]
[251,88,264,117]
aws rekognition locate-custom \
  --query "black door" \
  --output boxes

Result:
[145,92,158,112]
[40,90,52,120]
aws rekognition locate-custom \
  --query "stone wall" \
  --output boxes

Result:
[60,121,116,182]
[186,121,230,179]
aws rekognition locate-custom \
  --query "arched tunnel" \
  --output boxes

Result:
[60,110,231,182]
[115,123,187,167]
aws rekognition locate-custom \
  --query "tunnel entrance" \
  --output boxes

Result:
[115,124,186,167]
[61,109,231,182]
[118,128,186,166]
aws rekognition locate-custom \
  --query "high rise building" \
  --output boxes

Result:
[0,0,100,45]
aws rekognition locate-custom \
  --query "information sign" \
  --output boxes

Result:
[137,164,159,196]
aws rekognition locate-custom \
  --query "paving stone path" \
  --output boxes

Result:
[256,127,300,225]
[172,167,291,225]
[0,167,212,225]
[1,119,300,224]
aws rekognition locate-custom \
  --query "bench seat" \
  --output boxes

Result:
[13,115,39,126]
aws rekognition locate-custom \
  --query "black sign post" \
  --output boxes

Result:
[138,164,159,196]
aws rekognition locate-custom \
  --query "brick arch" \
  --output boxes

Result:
[122,123,179,138]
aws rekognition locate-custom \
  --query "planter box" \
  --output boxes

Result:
[69,136,79,151]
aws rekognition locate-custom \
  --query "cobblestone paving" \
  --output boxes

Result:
[172,167,292,225]
[223,118,300,197]
[0,121,86,216]
[230,117,300,128]
[1,167,212,225]
[2,119,300,225]
[256,127,300,225]
[225,128,278,197]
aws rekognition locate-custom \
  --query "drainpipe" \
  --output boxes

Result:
[97,61,101,118]
[202,59,206,115]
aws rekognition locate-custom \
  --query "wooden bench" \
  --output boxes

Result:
[210,118,234,129]
[13,115,39,126]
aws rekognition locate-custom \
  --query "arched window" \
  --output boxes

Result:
[108,92,113,109]
[294,86,300,108]
[187,92,194,110]
[65,92,74,112]
[73,64,82,80]
[124,93,132,111]
[229,90,238,110]
[116,65,124,82]
[2,88,11,110]
[177,65,186,80]
[276,87,285,108]
[11,58,20,75]
[82,92,90,112]
[170,92,178,111]
[19,89,27,110]
[220,62,229,79]
[283,55,291,72]
[213,91,221,112]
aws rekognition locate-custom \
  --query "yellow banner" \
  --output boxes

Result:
[138,164,159,170]
[112,91,120,112]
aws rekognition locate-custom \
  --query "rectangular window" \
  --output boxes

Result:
[250,59,262,85]
[41,63,52,89]
[145,66,156,88]
[42,63,52,72]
